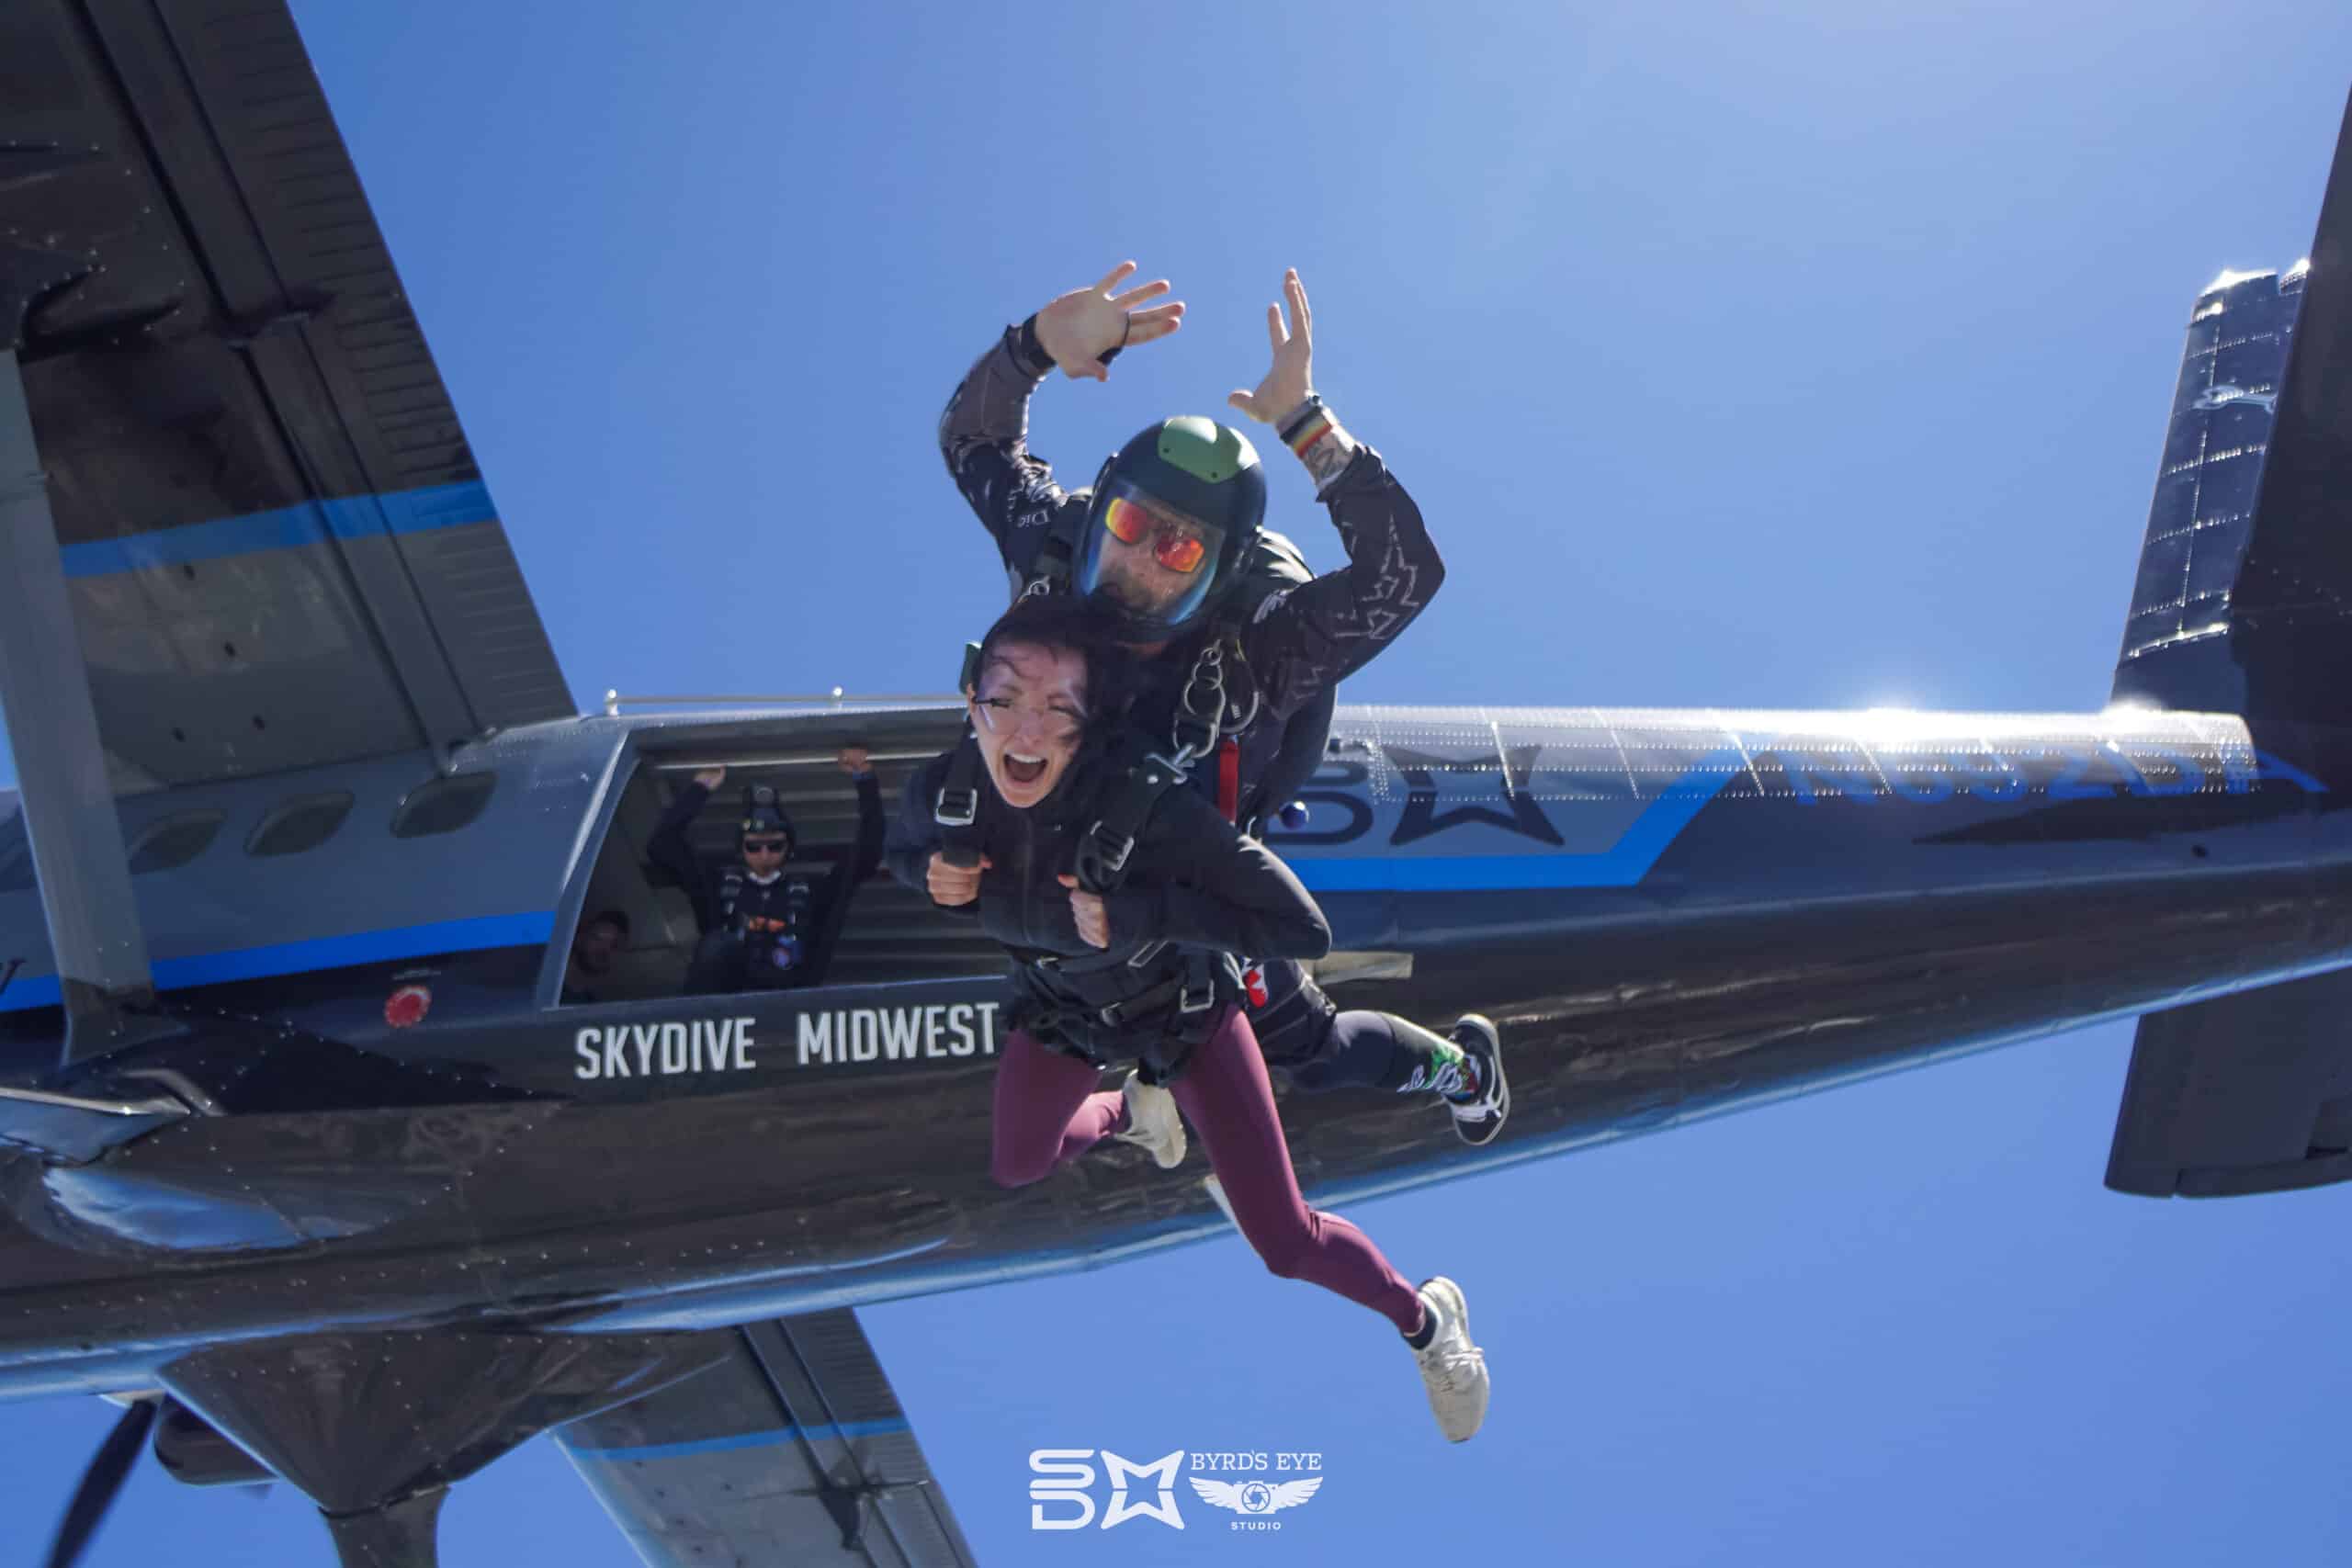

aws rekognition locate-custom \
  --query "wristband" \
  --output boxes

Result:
[1012,314,1054,378]
[1278,397,1338,462]
[1275,393,1328,446]
[1275,393,1358,495]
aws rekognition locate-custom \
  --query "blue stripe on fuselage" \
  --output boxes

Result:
[60,481,498,578]
[0,749,1734,1012]
[0,910,553,1014]
[1291,743,1742,892]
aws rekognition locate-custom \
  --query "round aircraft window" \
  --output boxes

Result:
[245,792,356,858]
[390,773,498,839]
[128,809,225,874]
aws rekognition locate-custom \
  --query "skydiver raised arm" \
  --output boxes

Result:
[937,264,1510,1145]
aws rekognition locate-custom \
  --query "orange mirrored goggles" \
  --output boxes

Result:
[1101,495,1209,575]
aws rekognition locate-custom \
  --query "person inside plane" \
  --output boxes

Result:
[648,750,884,995]
[885,595,1489,1443]
[562,908,629,1005]
[938,262,1509,1145]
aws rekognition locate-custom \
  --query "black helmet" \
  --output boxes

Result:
[739,784,795,852]
[1073,417,1266,642]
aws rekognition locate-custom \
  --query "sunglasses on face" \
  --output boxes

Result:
[742,839,787,855]
[972,695,1084,743]
[1102,495,1208,575]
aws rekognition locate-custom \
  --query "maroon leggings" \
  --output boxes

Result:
[991,1007,1424,1334]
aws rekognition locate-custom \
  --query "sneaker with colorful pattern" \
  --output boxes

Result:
[1442,1014,1509,1146]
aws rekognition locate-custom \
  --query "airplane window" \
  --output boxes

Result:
[245,792,355,858]
[391,773,497,839]
[128,809,224,874]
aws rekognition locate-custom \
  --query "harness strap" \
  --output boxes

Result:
[1072,745,1192,895]
[934,735,986,869]
[1020,534,1075,600]
[1217,739,1240,824]
[1032,937,1169,980]
[1095,965,1218,1030]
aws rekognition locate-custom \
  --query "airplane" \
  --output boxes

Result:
[2,2,2350,1563]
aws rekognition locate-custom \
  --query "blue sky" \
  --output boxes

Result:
[6,2,2352,1562]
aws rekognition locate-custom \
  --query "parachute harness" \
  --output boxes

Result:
[1158,638,1261,779]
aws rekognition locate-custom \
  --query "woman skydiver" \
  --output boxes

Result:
[883,593,1491,1443]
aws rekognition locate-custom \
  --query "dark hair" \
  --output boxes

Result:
[586,908,630,937]
[967,597,1141,807]
[970,594,1133,734]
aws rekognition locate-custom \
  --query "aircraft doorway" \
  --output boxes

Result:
[555,716,1003,1006]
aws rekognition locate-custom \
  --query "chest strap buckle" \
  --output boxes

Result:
[1086,825,1135,876]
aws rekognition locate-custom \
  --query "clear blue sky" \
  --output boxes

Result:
[6,2,2352,1562]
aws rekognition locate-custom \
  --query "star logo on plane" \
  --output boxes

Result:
[1383,743,1566,849]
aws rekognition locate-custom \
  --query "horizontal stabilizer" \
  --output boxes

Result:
[2106,968,2352,1198]
[559,1310,977,1567]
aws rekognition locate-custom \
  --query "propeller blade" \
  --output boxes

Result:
[44,1398,158,1568]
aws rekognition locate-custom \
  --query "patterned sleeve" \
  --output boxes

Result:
[1238,441,1445,720]
[937,321,1092,589]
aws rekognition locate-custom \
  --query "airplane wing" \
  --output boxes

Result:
[556,1309,980,1567]
[2,0,571,792]
[2105,967,2352,1198]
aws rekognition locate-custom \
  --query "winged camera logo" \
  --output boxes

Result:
[1190,1476,1325,1515]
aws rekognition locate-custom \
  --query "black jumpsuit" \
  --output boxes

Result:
[647,774,885,995]
[938,321,1467,1096]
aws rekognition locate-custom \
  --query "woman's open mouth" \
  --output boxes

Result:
[1005,751,1047,787]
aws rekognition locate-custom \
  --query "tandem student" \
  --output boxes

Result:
[885,593,1489,1443]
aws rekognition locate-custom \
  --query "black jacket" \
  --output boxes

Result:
[647,773,885,991]
[938,324,1444,827]
[884,745,1330,1072]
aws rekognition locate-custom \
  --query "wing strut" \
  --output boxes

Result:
[0,348,154,1062]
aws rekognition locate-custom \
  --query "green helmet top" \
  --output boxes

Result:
[1155,416,1255,485]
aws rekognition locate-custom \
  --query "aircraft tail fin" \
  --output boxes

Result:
[2109,88,2352,722]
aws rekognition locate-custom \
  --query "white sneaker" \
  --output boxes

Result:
[1409,1277,1489,1442]
[1114,1073,1186,1169]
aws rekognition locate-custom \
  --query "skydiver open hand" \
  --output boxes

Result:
[1034,261,1185,382]
[1225,268,1315,424]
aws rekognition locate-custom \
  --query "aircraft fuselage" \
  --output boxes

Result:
[0,701,2341,1399]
